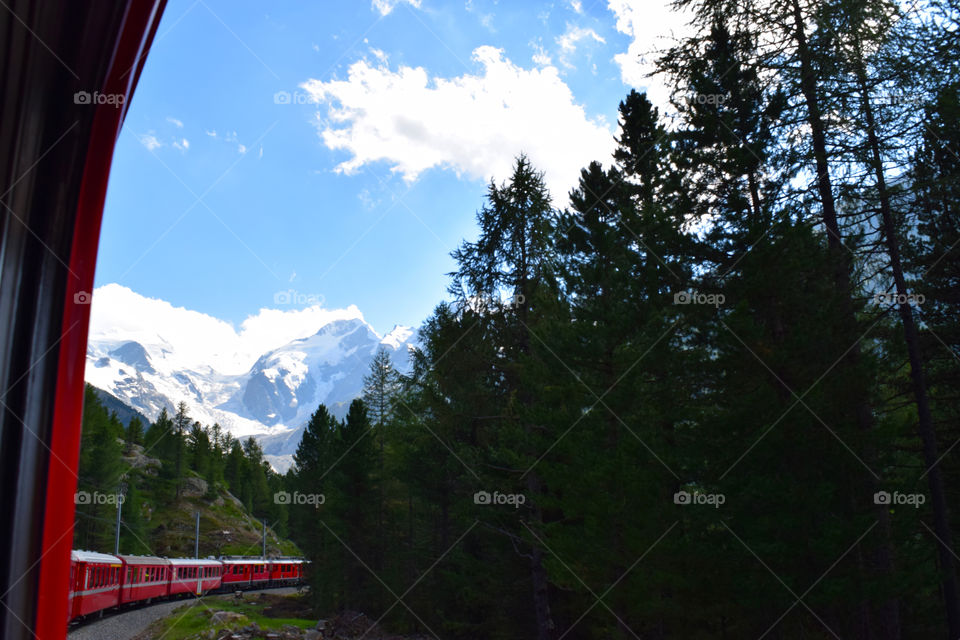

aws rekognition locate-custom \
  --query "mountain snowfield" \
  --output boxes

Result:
[84,284,417,472]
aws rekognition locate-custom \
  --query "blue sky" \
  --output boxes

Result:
[95,0,683,336]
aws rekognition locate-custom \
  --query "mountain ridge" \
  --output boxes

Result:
[85,285,418,472]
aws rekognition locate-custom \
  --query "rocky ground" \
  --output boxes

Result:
[187,610,434,639]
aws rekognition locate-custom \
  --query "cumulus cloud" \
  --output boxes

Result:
[138,133,163,151]
[607,0,692,109]
[532,44,552,67]
[371,0,420,16]
[557,25,605,54]
[569,0,583,13]
[556,24,606,69]
[173,138,190,151]
[89,283,366,375]
[167,116,184,128]
[300,46,614,199]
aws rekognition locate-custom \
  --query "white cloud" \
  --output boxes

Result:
[370,48,388,63]
[89,283,367,375]
[555,24,606,69]
[607,0,692,109]
[167,116,184,128]
[300,46,614,199]
[258,146,264,159]
[238,143,247,154]
[173,138,190,151]
[569,0,584,14]
[138,133,163,151]
[205,129,217,137]
[557,25,605,53]
[532,44,552,67]
[371,0,420,16]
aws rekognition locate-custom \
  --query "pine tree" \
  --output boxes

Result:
[172,402,190,498]
[125,415,144,447]
[363,348,399,582]
[449,154,562,640]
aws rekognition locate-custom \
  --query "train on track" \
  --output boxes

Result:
[68,550,306,622]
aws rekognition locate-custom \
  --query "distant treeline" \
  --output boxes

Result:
[286,0,960,638]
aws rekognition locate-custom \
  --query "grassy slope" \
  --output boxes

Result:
[136,593,315,640]
[123,445,299,558]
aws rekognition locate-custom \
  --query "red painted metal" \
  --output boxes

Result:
[35,3,166,637]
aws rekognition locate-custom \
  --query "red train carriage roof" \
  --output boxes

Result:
[71,551,122,564]
[168,558,222,566]
[116,555,171,566]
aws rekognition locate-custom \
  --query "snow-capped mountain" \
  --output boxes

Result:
[84,284,418,472]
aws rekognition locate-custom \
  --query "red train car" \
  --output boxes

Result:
[118,556,171,605]
[269,559,305,585]
[68,551,123,620]
[168,559,222,597]
[220,559,270,589]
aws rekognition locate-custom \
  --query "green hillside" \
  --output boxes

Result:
[74,384,298,558]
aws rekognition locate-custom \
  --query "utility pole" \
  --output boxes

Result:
[114,484,126,555]
[262,521,266,560]
[195,511,200,558]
